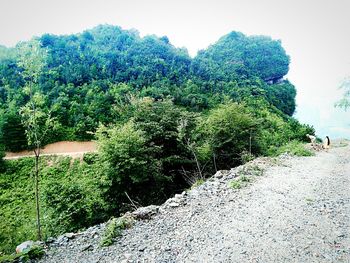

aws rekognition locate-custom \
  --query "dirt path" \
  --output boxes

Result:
[4,141,97,160]
[40,142,350,263]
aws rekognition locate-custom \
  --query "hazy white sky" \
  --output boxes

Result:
[1,0,349,138]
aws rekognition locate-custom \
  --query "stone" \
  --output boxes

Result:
[132,205,159,219]
[81,244,93,251]
[168,202,180,207]
[16,240,34,253]
[214,170,229,178]
[65,233,76,239]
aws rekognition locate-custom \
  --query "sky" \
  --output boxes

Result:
[1,0,349,138]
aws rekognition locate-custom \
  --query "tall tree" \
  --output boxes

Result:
[18,40,53,240]
[336,77,350,110]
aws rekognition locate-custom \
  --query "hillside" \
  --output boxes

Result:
[0,25,315,256]
[38,141,350,262]
[0,25,297,150]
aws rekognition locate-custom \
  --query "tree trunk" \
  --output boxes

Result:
[34,149,42,240]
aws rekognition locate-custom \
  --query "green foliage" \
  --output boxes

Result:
[0,158,37,254]
[198,102,258,169]
[0,156,107,254]
[190,179,205,189]
[0,112,27,152]
[272,140,314,157]
[240,150,255,164]
[96,120,161,212]
[335,77,350,110]
[0,143,4,165]
[192,31,289,82]
[0,25,314,255]
[41,158,108,235]
[0,25,297,145]
[237,165,264,177]
[100,216,134,247]
[228,165,264,190]
[228,180,242,189]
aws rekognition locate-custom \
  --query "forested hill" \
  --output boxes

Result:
[0,25,316,255]
[0,25,296,151]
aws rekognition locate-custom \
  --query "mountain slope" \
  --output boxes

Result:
[39,142,350,262]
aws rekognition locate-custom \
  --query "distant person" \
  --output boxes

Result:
[306,134,316,145]
[323,136,330,151]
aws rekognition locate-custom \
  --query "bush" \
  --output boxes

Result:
[41,158,107,235]
[96,121,162,213]
[198,102,258,169]
[0,156,107,254]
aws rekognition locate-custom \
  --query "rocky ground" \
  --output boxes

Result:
[38,141,350,263]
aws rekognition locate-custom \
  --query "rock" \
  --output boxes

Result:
[214,170,229,178]
[168,202,180,207]
[65,233,76,239]
[16,240,35,253]
[56,235,68,245]
[132,205,159,219]
[81,244,93,252]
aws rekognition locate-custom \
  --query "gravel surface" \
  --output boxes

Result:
[38,142,350,263]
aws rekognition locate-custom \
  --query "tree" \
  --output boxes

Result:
[0,142,4,166]
[336,77,350,110]
[199,102,258,169]
[18,40,53,240]
[96,121,160,212]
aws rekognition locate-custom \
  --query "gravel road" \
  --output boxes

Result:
[39,142,350,263]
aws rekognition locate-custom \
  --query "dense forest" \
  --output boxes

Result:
[0,25,314,254]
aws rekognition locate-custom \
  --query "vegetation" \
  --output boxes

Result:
[100,216,134,247]
[18,40,54,240]
[0,25,315,254]
[273,140,314,157]
[336,77,350,110]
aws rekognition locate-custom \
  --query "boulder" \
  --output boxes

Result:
[131,205,159,220]
[16,240,34,253]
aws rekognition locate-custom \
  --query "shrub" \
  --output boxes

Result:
[199,102,258,169]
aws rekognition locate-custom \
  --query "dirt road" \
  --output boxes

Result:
[4,141,97,160]
[40,142,350,263]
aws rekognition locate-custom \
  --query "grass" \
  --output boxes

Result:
[228,164,265,190]
[274,140,314,157]
[237,165,264,177]
[228,180,242,189]
[190,179,205,189]
[228,175,251,190]
[100,216,134,247]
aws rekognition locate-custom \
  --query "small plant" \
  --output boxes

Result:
[241,151,255,164]
[228,180,242,189]
[240,175,250,182]
[100,216,134,247]
[191,179,205,189]
[237,165,264,177]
